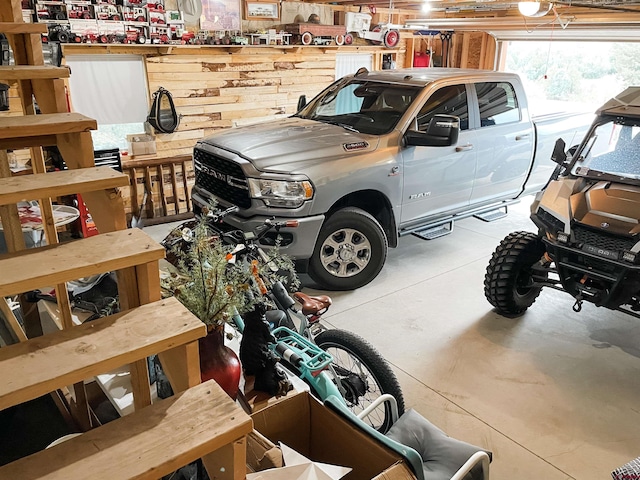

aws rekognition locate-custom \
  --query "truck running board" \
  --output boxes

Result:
[412,221,454,240]
[474,206,508,222]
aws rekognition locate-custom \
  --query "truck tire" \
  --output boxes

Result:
[309,207,387,290]
[484,231,546,315]
[335,34,345,46]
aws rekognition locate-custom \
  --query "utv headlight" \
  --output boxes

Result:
[247,178,314,208]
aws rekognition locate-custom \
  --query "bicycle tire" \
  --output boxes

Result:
[314,329,404,433]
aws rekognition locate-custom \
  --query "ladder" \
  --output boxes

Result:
[0,1,251,477]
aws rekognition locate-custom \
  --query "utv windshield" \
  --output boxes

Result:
[573,119,640,183]
[295,79,420,135]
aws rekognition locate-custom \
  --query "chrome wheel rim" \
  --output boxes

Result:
[320,228,372,278]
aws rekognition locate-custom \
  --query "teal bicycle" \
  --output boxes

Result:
[165,206,405,433]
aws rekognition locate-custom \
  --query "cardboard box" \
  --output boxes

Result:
[126,134,156,157]
[250,391,416,480]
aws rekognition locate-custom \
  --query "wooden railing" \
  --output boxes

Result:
[121,154,195,226]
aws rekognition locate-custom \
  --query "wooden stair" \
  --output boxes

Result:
[0,112,97,150]
[0,297,205,411]
[0,65,71,80]
[0,228,164,297]
[0,380,252,480]
[0,1,252,477]
[0,166,128,205]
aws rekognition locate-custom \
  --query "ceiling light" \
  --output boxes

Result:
[422,2,431,13]
[518,1,553,17]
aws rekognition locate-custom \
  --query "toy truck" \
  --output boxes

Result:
[283,23,352,46]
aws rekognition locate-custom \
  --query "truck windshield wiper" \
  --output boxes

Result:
[320,119,360,133]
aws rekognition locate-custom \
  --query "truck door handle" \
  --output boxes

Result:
[455,144,473,152]
[515,134,531,141]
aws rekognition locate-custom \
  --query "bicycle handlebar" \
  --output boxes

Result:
[204,206,299,246]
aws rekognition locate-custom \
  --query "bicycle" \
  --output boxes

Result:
[162,206,405,433]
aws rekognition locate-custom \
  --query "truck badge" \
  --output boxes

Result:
[343,141,369,151]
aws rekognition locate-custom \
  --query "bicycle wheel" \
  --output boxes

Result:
[314,329,404,433]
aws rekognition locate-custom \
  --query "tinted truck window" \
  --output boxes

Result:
[416,84,469,131]
[475,82,520,127]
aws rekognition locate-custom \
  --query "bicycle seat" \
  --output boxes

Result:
[292,292,332,316]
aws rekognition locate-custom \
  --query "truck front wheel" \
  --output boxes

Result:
[484,231,546,316]
[309,207,387,290]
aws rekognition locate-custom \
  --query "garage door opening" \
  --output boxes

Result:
[503,41,640,116]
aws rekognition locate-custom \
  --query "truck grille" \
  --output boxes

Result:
[573,224,636,253]
[193,148,250,208]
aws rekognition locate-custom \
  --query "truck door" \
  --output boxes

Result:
[400,84,477,225]
[469,81,534,204]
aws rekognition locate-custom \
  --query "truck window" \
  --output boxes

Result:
[475,82,520,127]
[416,85,468,132]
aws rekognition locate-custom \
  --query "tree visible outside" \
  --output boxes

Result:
[504,41,640,116]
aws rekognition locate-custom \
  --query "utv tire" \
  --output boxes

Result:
[484,231,546,315]
[309,207,387,290]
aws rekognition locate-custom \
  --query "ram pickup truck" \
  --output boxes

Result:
[191,68,592,290]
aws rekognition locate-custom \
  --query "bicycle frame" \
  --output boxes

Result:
[231,310,348,405]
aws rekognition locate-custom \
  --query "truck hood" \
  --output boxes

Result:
[199,117,379,173]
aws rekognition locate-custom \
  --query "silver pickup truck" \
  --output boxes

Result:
[191,68,592,290]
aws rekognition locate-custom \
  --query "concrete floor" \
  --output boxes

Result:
[145,196,640,480]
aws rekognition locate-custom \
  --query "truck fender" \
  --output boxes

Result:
[326,189,398,248]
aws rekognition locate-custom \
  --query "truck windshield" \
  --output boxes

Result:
[296,79,420,135]
[573,119,640,183]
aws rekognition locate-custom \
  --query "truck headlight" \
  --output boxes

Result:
[247,178,314,208]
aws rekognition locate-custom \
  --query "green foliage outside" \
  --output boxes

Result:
[505,41,640,114]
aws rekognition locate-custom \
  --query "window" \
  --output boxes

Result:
[475,82,520,127]
[65,55,149,150]
[416,85,469,131]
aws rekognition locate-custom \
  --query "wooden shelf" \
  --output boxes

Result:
[0,166,129,206]
[0,297,205,410]
[0,228,164,297]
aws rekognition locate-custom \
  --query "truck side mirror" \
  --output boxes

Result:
[297,95,307,112]
[404,114,459,147]
[551,138,567,165]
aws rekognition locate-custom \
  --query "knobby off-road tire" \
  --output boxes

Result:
[314,329,404,433]
[309,207,388,290]
[484,231,546,316]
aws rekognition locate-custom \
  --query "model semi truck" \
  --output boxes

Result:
[191,68,592,290]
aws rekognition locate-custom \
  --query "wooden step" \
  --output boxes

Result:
[0,228,164,297]
[0,166,129,206]
[0,22,47,35]
[0,380,252,480]
[0,296,206,410]
[0,112,97,150]
[0,65,71,80]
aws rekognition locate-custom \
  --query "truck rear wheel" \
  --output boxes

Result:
[309,207,387,290]
[484,231,546,315]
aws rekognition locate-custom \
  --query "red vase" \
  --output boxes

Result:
[198,325,241,399]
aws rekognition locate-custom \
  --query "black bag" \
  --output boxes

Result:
[147,86,180,134]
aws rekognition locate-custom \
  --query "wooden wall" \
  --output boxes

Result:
[144,46,341,159]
